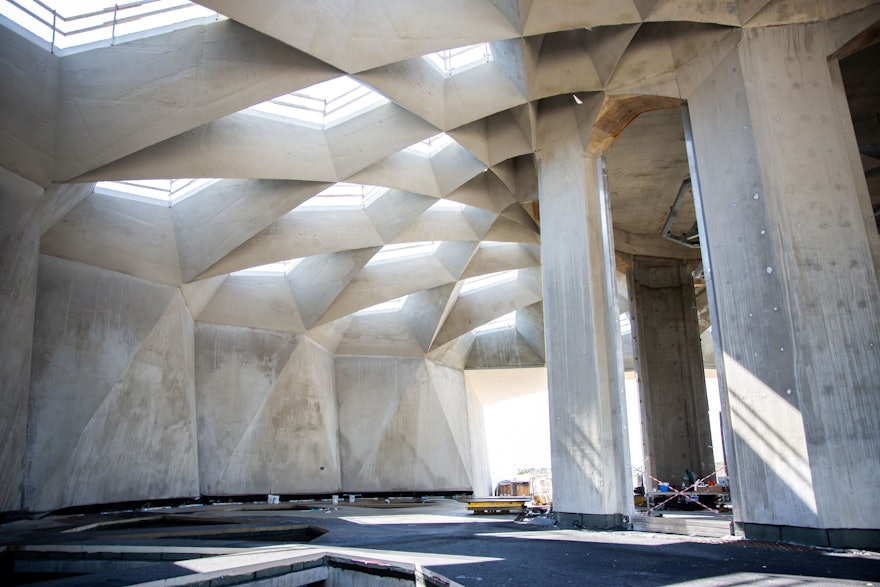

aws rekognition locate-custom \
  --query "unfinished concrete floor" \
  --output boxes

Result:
[2,500,879,586]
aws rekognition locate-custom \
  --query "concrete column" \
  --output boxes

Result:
[688,23,880,549]
[627,256,714,489]
[537,101,631,529]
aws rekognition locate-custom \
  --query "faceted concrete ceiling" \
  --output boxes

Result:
[29,0,880,368]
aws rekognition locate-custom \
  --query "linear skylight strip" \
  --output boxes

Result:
[459,269,518,294]
[1,0,218,51]
[355,296,408,315]
[248,77,388,128]
[299,183,389,209]
[232,258,303,276]
[406,133,456,157]
[94,178,218,204]
[473,311,516,334]
[423,43,493,77]
[368,241,439,265]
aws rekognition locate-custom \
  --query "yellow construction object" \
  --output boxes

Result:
[466,497,529,514]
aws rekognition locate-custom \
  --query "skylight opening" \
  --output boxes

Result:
[355,295,408,316]
[473,311,516,334]
[405,133,456,157]
[0,0,220,52]
[424,43,493,77]
[299,183,388,209]
[460,270,519,295]
[619,312,632,336]
[429,198,465,211]
[368,242,440,265]
[94,178,218,205]
[248,77,389,129]
[232,258,302,276]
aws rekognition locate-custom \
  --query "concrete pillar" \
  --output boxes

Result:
[627,256,714,489]
[537,100,631,529]
[687,23,880,548]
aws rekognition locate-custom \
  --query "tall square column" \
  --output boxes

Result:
[687,23,880,548]
[537,99,631,529]
[627,256,714,489]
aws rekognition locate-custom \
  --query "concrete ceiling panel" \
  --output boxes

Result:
[197,275,305,332]
[586,24,642,87]
[401,283,459,352]
[287,247,380,329]
[446,172,517,214]
[78,113,338,183]
[336,313,425,357]
[326,103,438,178]
[465,328,545,369]
[606,24,680,97]
[349,0,522,72]
[426,333,475,368]
[744,0,880,27]
[490,0,524,32]
[318,255,457,325]
[644,0,741,26]
[520,0,642,36]
[355,58,446,128]
[364,190,439,242]
[429,143,488,197]
[671,24,741,98]
[197,208,385,279]
[196,0,354,70]
[516,301,546,360]
[346,151,442,197]
[305,316,354,355]
[500,202,541,231]
[460,243,541,280]
[482,215,541,244]
[432,278,542,349]
[449,107,534,168]
[38,182,93,235]
[390,208,484,244]
[434,241,481,279]
[173,179,329,282]
[442,61,529,130]
[461,206,501,239]
[490,38,529,99]
[181,274,228,320]
[529,29,604,100]
[55,20,340,181]
[40,193,181,286]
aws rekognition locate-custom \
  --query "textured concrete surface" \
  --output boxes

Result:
[688,23,880,532]
[628,256,714,487]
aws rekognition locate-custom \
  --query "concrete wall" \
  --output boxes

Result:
[0,169,43,511]
[26,256,199,510]
[688,23,880,534]
[196,324,340,495]
[336,356,480,493]
[0,27,58,187]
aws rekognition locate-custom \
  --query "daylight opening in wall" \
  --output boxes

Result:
[405,133,456,157]
[232,258,303,276]
[460,270,518,294]
[248,77,389,129]
[0,0,220,52]
[367,242,440,265]
[424,43,493,76]
[299,183,388,209]
[355,295,408,315]
[473,311,516,334]
[94,178,219,205]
